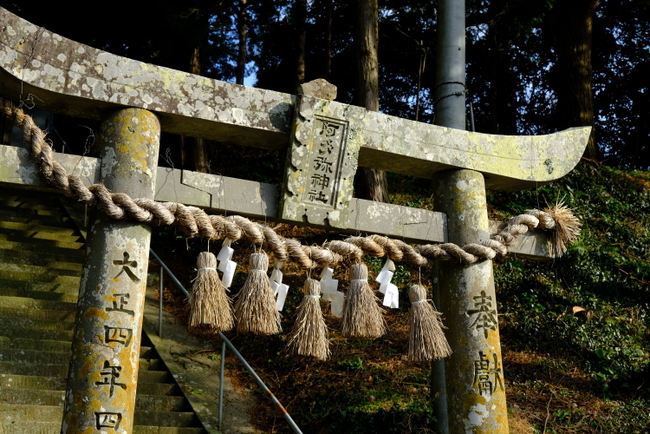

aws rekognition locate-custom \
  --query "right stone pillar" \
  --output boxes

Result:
[434,168,509,434]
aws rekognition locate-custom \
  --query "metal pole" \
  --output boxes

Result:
[433,1,510,432]
[159,266,164,338]
[61,108,161,434]
[219,340,226,431]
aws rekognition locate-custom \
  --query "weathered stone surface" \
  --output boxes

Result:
[298,79,337,100]
[355,112,590,190]
[0,7,293,150]
[0,6,590,190]
[0,144,99,189]
[280,96,364,227]
[62,109,161,434]
[433,169,508,434]
[1,143,556,251]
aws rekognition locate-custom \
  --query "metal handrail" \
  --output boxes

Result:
[148,248,303,434]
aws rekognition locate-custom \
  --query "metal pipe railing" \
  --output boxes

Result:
[149,248,303,434]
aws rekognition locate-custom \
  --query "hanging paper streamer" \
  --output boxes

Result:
[329,292,345,318]
[233,252,282,335]
[341,263,386,338]
[270,261,290,311]
[286,278,330,360]
[375,259,399,308]
[408,284,452,361]
[319,267,337,301]
[319,267,344,318]
[217,239,237,288]
[383,283,399,309]
[188,251,234,332]
[375,258,395,293]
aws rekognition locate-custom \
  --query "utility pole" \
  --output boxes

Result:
[432,1,510,433]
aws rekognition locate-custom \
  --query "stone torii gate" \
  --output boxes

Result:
[0,7,589,434]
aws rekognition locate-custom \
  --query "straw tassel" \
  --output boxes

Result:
[544,202,582,258]
[408,284,452,361]
[286,278,330,360]
[188,251,234,332]
[234,252,282,335]
[341,263,386,338]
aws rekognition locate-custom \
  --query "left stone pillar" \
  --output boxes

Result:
[61,108,161,434]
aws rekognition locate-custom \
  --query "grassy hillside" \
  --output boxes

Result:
[153,162,650,434]
[489,163,650,433]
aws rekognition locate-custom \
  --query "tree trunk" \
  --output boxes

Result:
[549,0,600,161]
[487,25,518,135]
[353,0,389,202]
[188,45,209,173]
[325,0,333,81]
[236,0,248,86]
[296,0,307,88]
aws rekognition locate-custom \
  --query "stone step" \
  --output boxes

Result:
[0,190,210,434]
[0,374,66,390]
[0,362,67,378]
[0,226,84,244]
[0,288,79,304]
[0,209,76,227]
[0,232,84,250]
[0,336,72,353]
[0,374,181,396]
[0,306,77,322]
[0,388,192,412]
[0,278,80,295]
[0,346,159,365]
[0,295,77,311]
[134,381,183,396]
[0,422,205,434]
[0,315,75,334]
[0,261,82,279]
[4,327,73,342]
[0,348,75,365]
[0,362,173,383]
[133,427,206,434]
[0,240,84,260]
[0,219,81,236]
[0,199,65,215]
[0,268,81,285]
[0,249,83,271]
[0,405,204,432]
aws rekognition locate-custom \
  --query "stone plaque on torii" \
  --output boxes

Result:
[0,7,589,434]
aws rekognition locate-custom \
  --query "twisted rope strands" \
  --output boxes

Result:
[1,96,579,268]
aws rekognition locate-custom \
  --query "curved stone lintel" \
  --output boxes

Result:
[0,7,294,150]
[0,7,590,190]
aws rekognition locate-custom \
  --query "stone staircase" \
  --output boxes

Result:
[0,186,209,434]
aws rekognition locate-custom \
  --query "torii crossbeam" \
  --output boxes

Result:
[0,7,589,434]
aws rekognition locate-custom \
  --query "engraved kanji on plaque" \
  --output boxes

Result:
[280,95,364,227]
[302,118,347,207]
